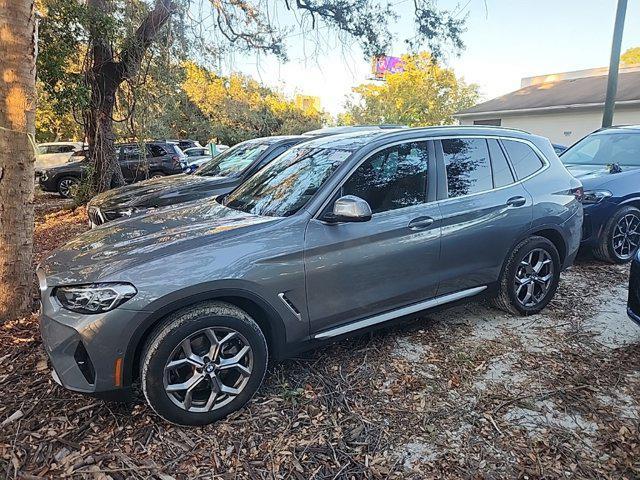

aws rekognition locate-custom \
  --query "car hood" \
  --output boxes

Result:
[88,174,232,211]
[564,163,640,189]
[41,200,279,284]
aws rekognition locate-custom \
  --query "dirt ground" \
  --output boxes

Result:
[2,192,640,479]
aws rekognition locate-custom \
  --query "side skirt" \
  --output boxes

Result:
[313,286,487,339]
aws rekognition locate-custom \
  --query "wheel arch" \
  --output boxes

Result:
[123,288,287,386]
[528,227,567,265]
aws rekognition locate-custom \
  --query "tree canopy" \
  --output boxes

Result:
[621,47,640,66]
[338,52,479,127]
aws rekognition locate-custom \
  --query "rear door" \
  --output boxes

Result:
[436,137,533,295]
[118,144,145,182]
[304,139,442,335]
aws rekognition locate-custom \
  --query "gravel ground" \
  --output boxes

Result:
[1,194,639,479]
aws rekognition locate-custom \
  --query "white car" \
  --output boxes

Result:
[36,142,85,171]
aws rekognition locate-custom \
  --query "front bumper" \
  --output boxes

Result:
[580,200,618,247]
[39,292,142,401]
[628,255,640,326]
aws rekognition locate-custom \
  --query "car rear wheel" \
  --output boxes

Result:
[57,176,80,198]
[593,205,640,264]
[141,301,268,426]
[149,172,165,179]
[493,236,561,316]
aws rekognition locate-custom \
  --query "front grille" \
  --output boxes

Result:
[629,260,640,317]
[74,342,96,385]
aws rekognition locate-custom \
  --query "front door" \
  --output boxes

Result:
[304,140,441,335]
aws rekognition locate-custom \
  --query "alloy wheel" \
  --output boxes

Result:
[514,248,554,308]
[163,327,254,413]
[59,178,79,198]
[612,213,640,260]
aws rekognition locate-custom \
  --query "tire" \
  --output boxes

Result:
[593,205,640,264]
[492,236,561,316]
[57,176,80,198]
[141,301,268,426]
[149,172,165,179]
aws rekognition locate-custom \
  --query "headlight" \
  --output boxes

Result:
[54,283,137,314]
[582,190,612,204]
[40,171,49,181]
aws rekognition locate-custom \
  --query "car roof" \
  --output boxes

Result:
[594,125,640,134]
[295,125,537,152]
[303,125,406,136]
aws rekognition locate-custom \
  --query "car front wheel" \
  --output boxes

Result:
[593,205,640,264]
[493,236,561,316]
[141,301,268,425]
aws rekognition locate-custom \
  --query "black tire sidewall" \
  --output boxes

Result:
[603,206,640,264]
[504,237,561,315]
[143,313,268,426]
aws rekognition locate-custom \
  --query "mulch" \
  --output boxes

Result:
[1,193,639,479]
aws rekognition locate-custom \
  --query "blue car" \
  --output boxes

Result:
[560,125,640,263]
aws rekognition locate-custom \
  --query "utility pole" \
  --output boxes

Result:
[602,0,628,128]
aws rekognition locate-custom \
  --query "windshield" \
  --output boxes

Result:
[196,142,269,177]
[561,132,640,167]
[225,147,352,217]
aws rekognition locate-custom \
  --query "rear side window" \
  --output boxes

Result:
[488,139,515,188]
[502,140,544,179]
[442,138,492,198]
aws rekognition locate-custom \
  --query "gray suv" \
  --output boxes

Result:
[38,127,583,425]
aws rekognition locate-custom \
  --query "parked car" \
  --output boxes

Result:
[560,125,640,263]
[86,136,307,226]
[552,143,567,155]
[36,142,85,172]
[182,147,214,174]
[628,250,640,325]
[38,126,582,425]
[38,142,187,198]
[155,139,202,151]
[304,124,406,136]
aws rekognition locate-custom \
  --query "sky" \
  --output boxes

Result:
[218,0,640,117]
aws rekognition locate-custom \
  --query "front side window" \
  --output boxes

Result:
[122,146,142,159]
[443,138,492,198]
[502,140,544,179]
[197,142,270,178]
[342,141,429,214]
[225,147,352,217]
[560,132,640,167]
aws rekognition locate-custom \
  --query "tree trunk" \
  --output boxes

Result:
[86,64,125,192]
[0,0,37,321]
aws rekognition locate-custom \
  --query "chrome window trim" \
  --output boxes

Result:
[312,135,549,219]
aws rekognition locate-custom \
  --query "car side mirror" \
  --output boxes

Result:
[325,195,372,223]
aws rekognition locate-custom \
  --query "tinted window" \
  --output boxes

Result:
[225,147,351,217]
[148,145,168,157]
[342,141,429,214]
[122,145,141,159]
[197,142,270,178]
[502,140,544,179]
[443,138,492,198]
[488,139,515,188]
[560,132,640,167]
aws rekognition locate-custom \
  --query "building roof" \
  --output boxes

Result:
[456,68,640,117]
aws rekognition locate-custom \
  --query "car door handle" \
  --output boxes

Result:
[506,196,527,208]
[408,216,435,230]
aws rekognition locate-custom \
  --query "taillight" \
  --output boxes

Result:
[571,186,584,202]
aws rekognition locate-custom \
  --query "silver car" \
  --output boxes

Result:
[38,127,583,425]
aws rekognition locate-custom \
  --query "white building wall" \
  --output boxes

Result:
[458,107,640,145]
